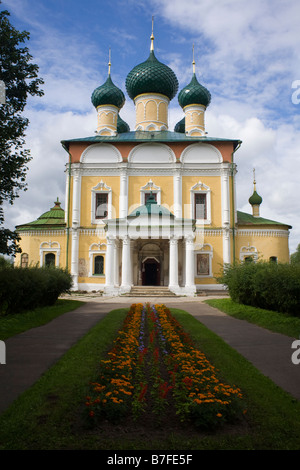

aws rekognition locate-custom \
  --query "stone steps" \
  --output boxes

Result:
[122,286,177,297]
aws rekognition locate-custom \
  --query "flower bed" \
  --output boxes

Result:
[85,303,245,430]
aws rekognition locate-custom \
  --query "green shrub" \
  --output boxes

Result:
[0,266,72,315]
[218,261,300,317]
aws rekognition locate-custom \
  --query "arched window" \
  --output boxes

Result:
[21,253,29,268]
[45,253,55,267]
[94,255,104,275]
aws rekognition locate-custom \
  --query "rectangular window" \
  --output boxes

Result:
[145,192,157,203]
[194,193,207,219]
[196,253,210,275]
[95,193,108,219]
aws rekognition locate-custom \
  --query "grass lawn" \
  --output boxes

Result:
[0,299,84,340]
[205,298,300,338]
[0,302,300,450]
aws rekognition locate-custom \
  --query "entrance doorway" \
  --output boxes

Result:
[142,258,160,286]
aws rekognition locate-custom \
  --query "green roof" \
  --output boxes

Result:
[91,75,125,110]
[125,50,178,101]
[248,190,263,206]
[61,130,241,149]
[237,210,291,228]
[178,73,211,108]
[16,199,66,232]
[128,193,174,217]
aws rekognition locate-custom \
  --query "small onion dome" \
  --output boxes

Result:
[249,190,263,206]
[125,50,178,101]
[178,73,211,109]
[117,114,130,133]
[91,75,125,110]
[174,117,185,133]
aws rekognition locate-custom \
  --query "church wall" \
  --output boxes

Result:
[15,232,67,268]
[236,227,290,263]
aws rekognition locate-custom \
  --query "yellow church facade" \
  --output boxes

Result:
[15,32,291,295]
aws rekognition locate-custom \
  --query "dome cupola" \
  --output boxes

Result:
[125,19,178,131]
[249,169,263,217]
[91,51,126,135]
[177,47,211,136]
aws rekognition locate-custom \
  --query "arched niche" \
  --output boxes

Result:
[81,143,122,163]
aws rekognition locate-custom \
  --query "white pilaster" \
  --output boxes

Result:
[173,168,182,218]
[71,230,79,290]
[70,168,81,290]
[119,165,128,218]
[221,167,231,265]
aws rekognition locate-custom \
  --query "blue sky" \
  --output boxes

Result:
[2,0,300,252]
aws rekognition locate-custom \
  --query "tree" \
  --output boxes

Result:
[291,244,300,264]
[0,7,44,255]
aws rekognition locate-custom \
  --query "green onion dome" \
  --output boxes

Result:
[117,114,130,133]
[249,190,263,206]
[91,75,125,110]
[174,117,185,133]
[178,73,211,109]
[125,50,178,101]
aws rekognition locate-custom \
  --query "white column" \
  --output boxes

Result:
[105,237,115,288]
[114,239,120,286]
[221,167,231,265]
[119,165,128,218]
[169,237,179,292]
[185,236,196,295]
[121,236,132,292]
[173,169,182,218]
[72,169,81,227]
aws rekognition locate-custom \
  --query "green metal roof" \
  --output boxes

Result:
[16,199,66,232]
[237,210,291,228]
[178,73,211,108]
[91,74,125,110]
[248,190,263,206]
[128,193,174,217]
[125,50,178,101]
[61,130,241,149]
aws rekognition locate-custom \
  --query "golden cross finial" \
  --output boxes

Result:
[192,43,196,74]
[150,16,154,51]
[253,168,257,190]
[108,48,111,75]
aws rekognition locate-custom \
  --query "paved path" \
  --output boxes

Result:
[0,296,299,415]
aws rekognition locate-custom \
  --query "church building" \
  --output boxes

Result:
[15,28,291,296]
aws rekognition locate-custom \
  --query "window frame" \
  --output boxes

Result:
[91,181,112,225]
[190,181,211,225]
[195,244,213,278]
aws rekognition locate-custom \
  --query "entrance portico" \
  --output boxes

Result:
[104,194,196,296]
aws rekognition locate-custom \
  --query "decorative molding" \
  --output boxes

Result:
[140,179,161,204]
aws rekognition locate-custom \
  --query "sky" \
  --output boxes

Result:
[2,0,300,253]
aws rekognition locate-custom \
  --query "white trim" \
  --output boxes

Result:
[140,179,161,205]
[128,143,176,164]
[195,244,213,278]
[80,143,122,164]
[180,143,222,164]
[240,245,258,262]
[91,180,112,224]
[190,181,211,225]
[39,241,61,267]
[88,243,106,277]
